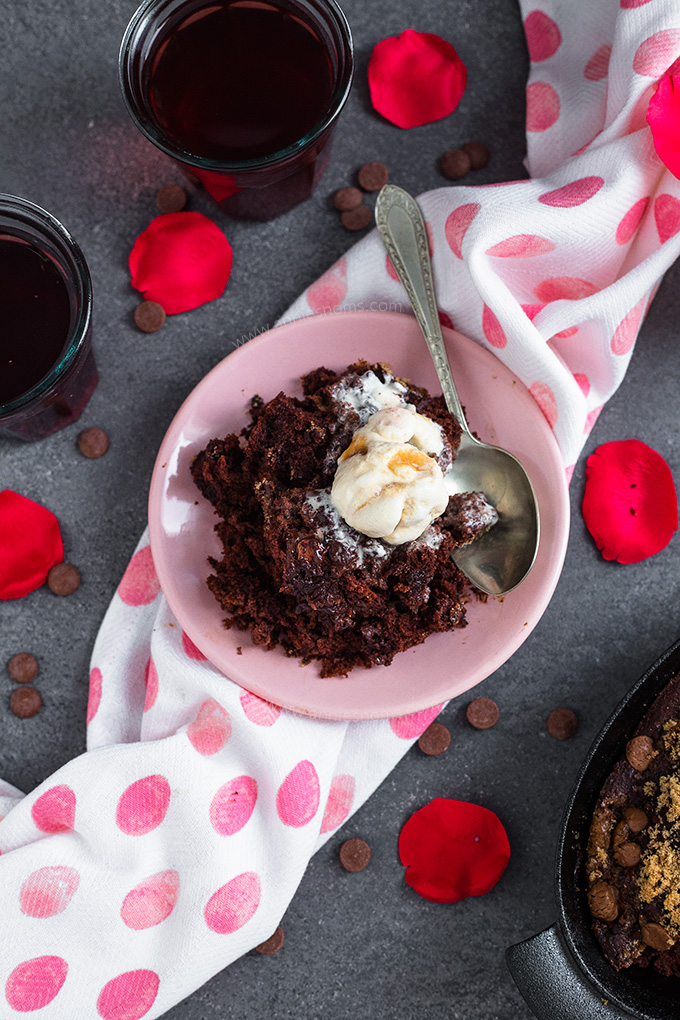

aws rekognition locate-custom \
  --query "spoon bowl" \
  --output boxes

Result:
[374,184,540,595]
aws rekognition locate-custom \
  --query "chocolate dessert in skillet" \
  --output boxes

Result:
[585,671,680,977]
[191,361,498,677]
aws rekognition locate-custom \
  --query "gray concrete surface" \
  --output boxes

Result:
[2,1,680,1017]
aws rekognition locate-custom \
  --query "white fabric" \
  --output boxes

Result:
[1,2,679,1016]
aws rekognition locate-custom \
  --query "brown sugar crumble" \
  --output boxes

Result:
[191,362,497,677]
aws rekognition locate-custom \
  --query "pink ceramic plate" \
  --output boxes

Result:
[148,310,569,720]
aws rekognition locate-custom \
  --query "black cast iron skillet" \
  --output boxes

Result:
[507,637,680,1020]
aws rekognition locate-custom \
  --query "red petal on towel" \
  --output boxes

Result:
[368,29,467,129]
[0,490,63,600]
[647,74,680,180]
[582,440,678,564]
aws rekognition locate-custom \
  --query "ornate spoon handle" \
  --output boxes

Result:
[374,185,473,440]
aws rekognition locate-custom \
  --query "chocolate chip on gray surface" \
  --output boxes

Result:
[333,186,363,211]
[614,841,641,868]
[339,837,371,873]
[8,652,38,684]
[10,686,42,719]
[462,141,490,170]
[587,881,618,922]
[357,161,389,191]
[622,806,648,832]
[547,708,579,740]
[157,183,187,214]
[341,205,373,231]
[418,722,451,756]
[134,300,166,334]
[466,697,499,730]
[626,735,654,772]
[439,148,471,181]
[641,922,672,952]
[77,426,109,459]
[255,926,285,955]
[47,562,81,596]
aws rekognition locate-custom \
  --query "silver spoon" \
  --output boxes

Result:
[374,184,540,596]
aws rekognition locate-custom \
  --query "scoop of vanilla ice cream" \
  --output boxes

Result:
[330,407,449,545]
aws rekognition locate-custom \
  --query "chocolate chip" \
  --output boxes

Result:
[615,841,641,868]
[333,186,363,211]
[623,806,648,832]
[10,686,42,719]
[341,205,373,231]
[47,563,81,596]
[418,722,451,756]
[462,141,490,170]
[587,881,618,922]
[357,162,389,191]
[547,708,579,740]
[612,820,627,851]
[156,184,187,214]
[466,697,499,730]
[339,837,371,872]
[134,301,166,334]
[642,922,672,951]
[8,652,38,684]
[626,735,654,772]
[439,148,471,181]
[255,926,284,955]
[77,426,109,459]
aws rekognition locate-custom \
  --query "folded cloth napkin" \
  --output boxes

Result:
[2,1,680,1016]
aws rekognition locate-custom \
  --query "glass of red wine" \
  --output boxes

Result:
[119,0,354,220]
[0,196,97,441]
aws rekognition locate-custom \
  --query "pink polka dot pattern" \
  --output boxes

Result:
[573,373,591,396]
[553,326,579,338]
[306,257,347,314]
[565,464,575,485]
[181,631,207,661]
[521,303,546,321]
[654,194,680,244]
[204,872,260,934]
[31,785,76,834]
[389,703,443,739]
[187,699,231,756]
[5,956,68,1013]
[633,30,680,76]
[438,310,454,331]
[120,870,179,930]
[539,177,604,208]
[526,81,560,132]
[621,0,655,6]
[585,406,604,434]
[143,657,158,713]
[486,234,555,257]
[616,197,650,245]
[96,969,159,1020]
[20,866,80,918]
[210,775,258,836]
[117,546,160,607]
[276,760,320,827]
[482,305,508,348]
[115,775,171,836]
[584,44,612,82]
[529,381,558,428]
[87,667,103,726]
[320,774,355,834]
[534,277,598,302]
[444,203,480,259]
[524,10,562,62]
[611,298,646,355]
[239,690,281,727]
[571,131,602,157]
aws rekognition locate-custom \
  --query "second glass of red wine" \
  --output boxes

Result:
[119,0,354,220]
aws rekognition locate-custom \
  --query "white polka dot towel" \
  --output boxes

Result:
[1,1,680,1017]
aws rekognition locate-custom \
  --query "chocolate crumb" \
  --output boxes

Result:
[10,686,42,719]
[339,837,371,872]
[157,184,187,214]
[255,926,284,955]
[333,186,363,211]
[8,652,38,684]
[236,646,243,656]
[134,301,166,334]
[547,708,579,740]
[341,205,372,231]
[626,735,655,772]
[77,426,109,459]
[466,697,499,730]
[642,923,672,952]
[418,722,451,756]
[357,162,389,191]
[47,563,81,596]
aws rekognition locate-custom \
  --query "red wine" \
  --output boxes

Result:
[0,236,71,405]
[148,1,335,162]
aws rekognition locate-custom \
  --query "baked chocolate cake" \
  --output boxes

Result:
[191,361,497,677]
[585,672,680,977]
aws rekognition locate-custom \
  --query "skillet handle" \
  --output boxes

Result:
[506,924,638,1020]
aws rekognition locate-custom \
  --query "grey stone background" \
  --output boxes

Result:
[1,0,679,1017]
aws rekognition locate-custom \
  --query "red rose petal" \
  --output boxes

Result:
[129,212,233,315]
[398,797,510,903]
[582,440,678,564]
[647,74,680,180]
[0,490,63,600]
[368,29,467,129]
